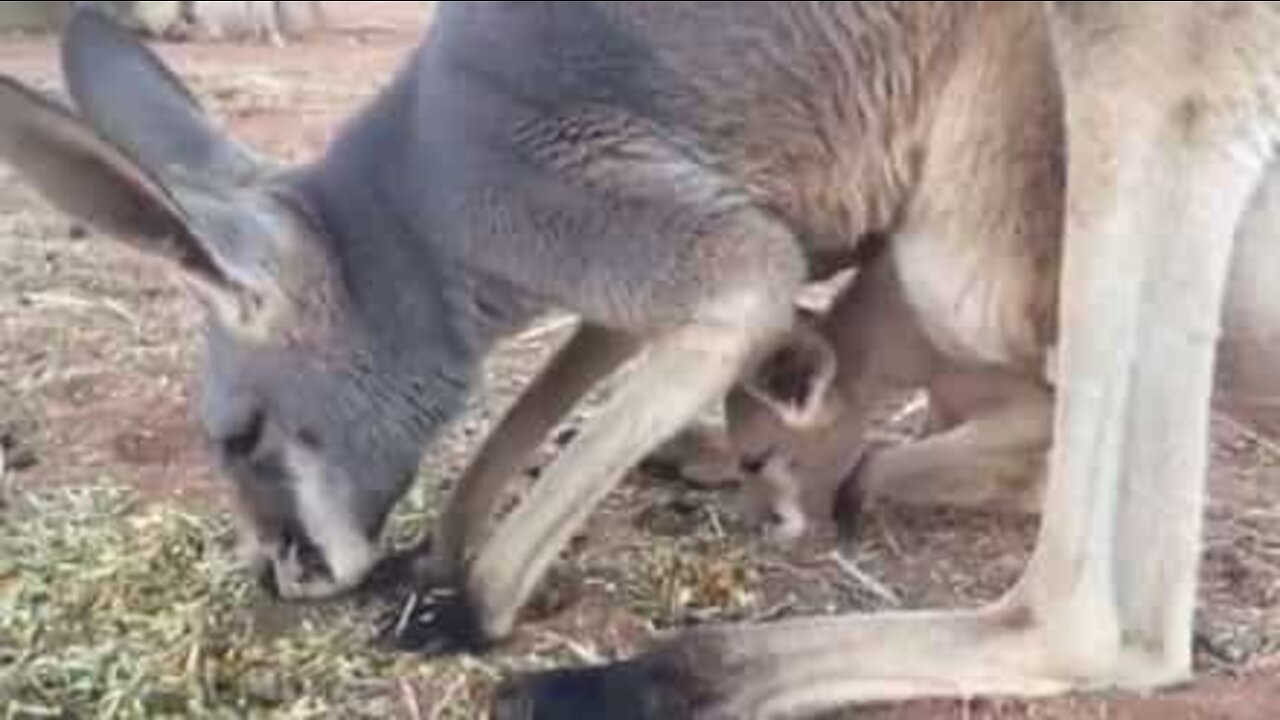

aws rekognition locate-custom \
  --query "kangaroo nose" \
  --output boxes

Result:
[293,536,332,581]
[269,525,335,598]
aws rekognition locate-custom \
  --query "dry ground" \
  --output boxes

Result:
[2,3,1278,718]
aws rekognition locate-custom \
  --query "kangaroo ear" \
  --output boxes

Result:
[61,8,263,186]
[744,322,841,429]
[0,76,240,291]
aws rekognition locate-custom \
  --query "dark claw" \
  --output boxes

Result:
[833,451,871,540]
[359,543,438,597]
[376,586,495,657]
[492,655,708,720]
[257,561,281,598]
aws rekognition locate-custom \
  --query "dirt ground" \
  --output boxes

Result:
[2,3,1278,718]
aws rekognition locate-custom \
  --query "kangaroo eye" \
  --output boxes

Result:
[220,410,266,459]
[296,427,323,451]
[739,449,775,476]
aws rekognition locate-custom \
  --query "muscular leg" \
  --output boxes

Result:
[850,382,1051,517]
[1020,2,1275,683]
[467,316,789,641]
[430,323,638,584]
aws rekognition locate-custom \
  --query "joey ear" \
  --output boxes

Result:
[61,9,262,186]
[744,323,841,429]
[0,75,237,292]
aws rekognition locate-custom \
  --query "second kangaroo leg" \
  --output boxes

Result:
[427,324,638,585]
[841,374,1052,524]
[1217,160,1280,438]
[397,316,791,652]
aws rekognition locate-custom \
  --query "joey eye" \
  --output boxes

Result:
[220,410,266,459]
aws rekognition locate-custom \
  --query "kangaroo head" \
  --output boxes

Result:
[723,311,846,542]
[0,11,471,599]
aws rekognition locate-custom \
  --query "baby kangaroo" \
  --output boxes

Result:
[710,163,1278,544]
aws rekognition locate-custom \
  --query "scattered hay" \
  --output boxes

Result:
[0,485,494,720]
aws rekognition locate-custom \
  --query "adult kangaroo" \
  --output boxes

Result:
[1,3,1276,719]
